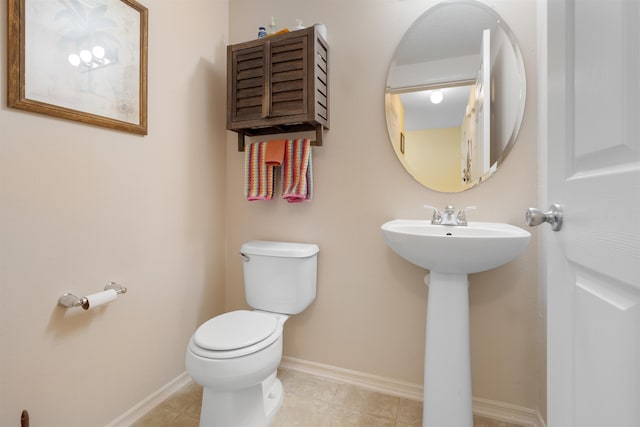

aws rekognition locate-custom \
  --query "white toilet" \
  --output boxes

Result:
[185,240,319,427]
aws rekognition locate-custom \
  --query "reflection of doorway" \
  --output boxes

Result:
[388,26,492,191]
[397,84,474,192]
[386,23,493,193]
[460,28,491,185]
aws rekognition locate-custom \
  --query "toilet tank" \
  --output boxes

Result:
[241,240,319,314]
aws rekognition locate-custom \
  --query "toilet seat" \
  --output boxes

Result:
[190,310,282,359]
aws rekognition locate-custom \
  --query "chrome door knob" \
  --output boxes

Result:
[526,204,563,231]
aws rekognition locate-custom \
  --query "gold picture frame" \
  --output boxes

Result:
[8,0,148,135]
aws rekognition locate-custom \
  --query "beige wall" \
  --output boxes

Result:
[227,0,542,414]
[1,0,545,425]
[0,1,229,426]
[405,127,463,192]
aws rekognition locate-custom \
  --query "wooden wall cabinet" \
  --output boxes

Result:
[227,26,329,151]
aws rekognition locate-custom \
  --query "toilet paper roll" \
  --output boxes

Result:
[82,289,117,311]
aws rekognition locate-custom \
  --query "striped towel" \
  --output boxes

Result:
[244,142,275,201]
[282,138,313,203]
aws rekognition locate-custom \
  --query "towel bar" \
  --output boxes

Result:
[57,282,127,309]
[237,124,323,151]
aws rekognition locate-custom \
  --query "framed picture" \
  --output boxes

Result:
[7,0,148,135]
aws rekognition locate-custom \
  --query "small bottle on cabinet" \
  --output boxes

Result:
[292,19,304,30]
[267,17,276,35]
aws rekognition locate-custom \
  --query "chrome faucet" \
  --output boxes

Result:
[424,205,442,224]
[424,205,476,226]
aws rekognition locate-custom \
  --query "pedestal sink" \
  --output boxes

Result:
[381,219,530,427]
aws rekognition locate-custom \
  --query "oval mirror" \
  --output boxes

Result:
[385,0,526,193]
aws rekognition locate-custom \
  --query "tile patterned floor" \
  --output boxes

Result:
[131,368,523,427]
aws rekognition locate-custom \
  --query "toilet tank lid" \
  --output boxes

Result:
[241,240,319,258]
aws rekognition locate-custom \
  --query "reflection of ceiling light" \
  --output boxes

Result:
[79,49,93,63]
[68,46,112,70]
[92,45,105,59]
[430,90,444,104]
[68,54,81,67]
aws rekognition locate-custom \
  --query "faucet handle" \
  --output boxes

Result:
[424,205,442,224]
[456,206,477,225]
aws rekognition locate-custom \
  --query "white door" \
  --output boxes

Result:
[542,0,640,426]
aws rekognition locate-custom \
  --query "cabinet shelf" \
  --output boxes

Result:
[227,26,329,151]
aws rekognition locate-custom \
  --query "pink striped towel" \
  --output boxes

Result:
[244,141,275,201]
[282,138,313,203]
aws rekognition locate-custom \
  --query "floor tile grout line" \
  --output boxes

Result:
[396,398,404,425]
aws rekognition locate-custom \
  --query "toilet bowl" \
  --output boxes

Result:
[185,241,319,427]
[186,310,289,427]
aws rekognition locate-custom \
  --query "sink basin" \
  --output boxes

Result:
[381,219,531,274]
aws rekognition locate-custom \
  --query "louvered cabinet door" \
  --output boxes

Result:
[269,35,308,119]
[228,43,267,127]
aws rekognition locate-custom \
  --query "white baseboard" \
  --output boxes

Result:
[280,356,424,401]
[105,372,192,427]
[473,397,545,427]
[281,356,546,427]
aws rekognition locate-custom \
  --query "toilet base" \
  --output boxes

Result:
[199,371,284,427]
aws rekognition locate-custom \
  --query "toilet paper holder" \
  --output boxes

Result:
[58,282,127,309]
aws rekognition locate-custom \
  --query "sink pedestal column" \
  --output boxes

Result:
[423,271,473,427]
